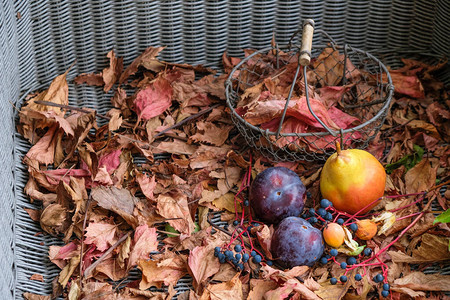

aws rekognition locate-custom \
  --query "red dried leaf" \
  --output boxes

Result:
[156,192,196,236]
[134,77,173,121]
[135,171,156,200]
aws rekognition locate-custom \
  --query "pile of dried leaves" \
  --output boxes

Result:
[18,45,449,300]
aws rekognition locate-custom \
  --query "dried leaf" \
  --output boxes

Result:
[393,272,450,291]
[389,233,450,263]
[405,159,437,193]
[188,244,221,288]
[30,274,44,282]
[23,293,51,300]
[128,225,158,269]
[84,222,118,252]
[25,68,70,115]
[91,186,138,227]
[40,203,68,235]
[190,121,232,146]
[136,171,156,200]
[157,193,196,236]
[26,124,59,165]
[134,77,173,121]
[247,279,278,300]
[201,273,243,300]
[138,252,188,289]
[212,193,242,213]
[120,46,165,83]
[103,50,123,92]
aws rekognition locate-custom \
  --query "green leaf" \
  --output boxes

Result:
[433,209,450,225]
[385,145,424,174]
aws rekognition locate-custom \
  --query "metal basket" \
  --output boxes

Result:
[225,24,394,162]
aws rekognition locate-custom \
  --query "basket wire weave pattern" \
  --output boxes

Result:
[1,0,449,298]
[225,35,394,161]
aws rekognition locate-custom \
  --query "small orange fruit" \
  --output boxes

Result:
[323,222,345,248]
[355,219,378,240]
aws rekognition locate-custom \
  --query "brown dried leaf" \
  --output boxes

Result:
[201,273,243,300]
[74,73,103,86]
[23,293,51,300]
[40,203,68,235]
[260,264,309,282]
[254,224,274,260]
[389,233,450,263]
[190,121,232,146]
[128,225,158,269]
[211,263,237,282]
[24,207,40,222]
[30,274,44,282]
[138,252,188,289]
[91,186,138,227]
[84,222,118,252]
[93,257,128,281]
[120,46,165,83]
[135,171,156,201]
[393,272,450,291]
[156,192,196,236]
[247,279,278,300]
[25,68,70,115]
[315,281,351,300]
[405,158,437,194]
[264,278,320,300]
[26,124,59,165]
[390,287,425,298]
[212,193,242,213]
[188,244,221,288]
[58,255,80,288]
[103,50,123,92]
[106,108,123,131]
[156,140,197,155]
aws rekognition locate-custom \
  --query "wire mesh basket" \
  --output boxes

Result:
[225,21,394,161]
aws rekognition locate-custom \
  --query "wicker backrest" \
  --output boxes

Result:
[1,0,449,298]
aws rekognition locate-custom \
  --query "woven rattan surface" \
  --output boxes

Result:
[2,0,449,298]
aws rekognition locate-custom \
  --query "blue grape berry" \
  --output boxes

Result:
[355,274,362,281]
[325,212,333,221]
[330,249,338,257]
[233,220,239,226]
[301,213,308,219]
[340,275,348,282]
[320,257,328,264]
[320,199,332,208]
[337,218,344,225]
[340,262,347,269]
[349,223,358,231]
[234,244,242,252]
[347,257,357,265]
[383,283,390,291]
[364,248,372,256]
[381,290,389,298]
[218,253,225,264]
[251,250,257,257]
[237,263,244,271]
[309,208,315,215]
[242,253,249,262]
[317,208,327,217]
[225,250,233,259]
[266,260,273,266]
[214,246,221,253]
[308,217,318,224]
[235,253,242,261]
[330,277,338,285]
[374,273,384,283]
[253,255,262,263]
[244,199,249,206]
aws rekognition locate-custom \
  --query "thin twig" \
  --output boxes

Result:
[84,231,132,278]
[154,104,220,138]
[33,100,144,130]
[79,196,92,289]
